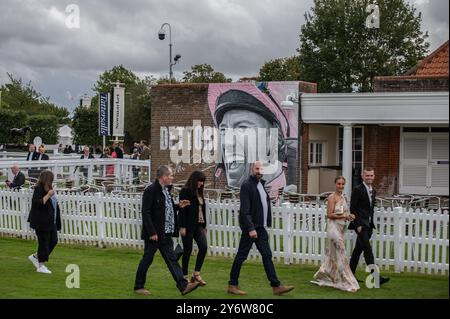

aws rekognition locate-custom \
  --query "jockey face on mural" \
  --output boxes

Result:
[218,109,281,188]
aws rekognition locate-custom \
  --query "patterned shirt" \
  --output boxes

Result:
[162,187,175,234]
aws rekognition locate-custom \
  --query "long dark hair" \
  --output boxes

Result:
[184,171,206,198]
[38,170,54,193]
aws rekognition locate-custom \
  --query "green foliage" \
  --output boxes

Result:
[26,115,59,145]
[72,106,102,146]
[182,64,232,83]
[0,109,28,144]
[298,0,430,92]
[258,56,301,81]
[89,66,155,146]
[93,65,140,93]
[0,73,70,124]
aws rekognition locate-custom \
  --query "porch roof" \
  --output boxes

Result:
[301,92,449,125]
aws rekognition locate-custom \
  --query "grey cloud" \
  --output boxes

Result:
[0,0,447,110]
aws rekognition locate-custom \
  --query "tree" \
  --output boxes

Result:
[0,109,27,144]
[27,115,59,145]
[258,56,301,81]
[182,64,232,83]
[93,65,140,93]
[0,73,70,124]
[298,0,430,92]
[72,106,102,147]
[91,66,154,148]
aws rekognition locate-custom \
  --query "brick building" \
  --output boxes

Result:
[303,41,449,196]
[151,81,317,192]
[150,42,448,197]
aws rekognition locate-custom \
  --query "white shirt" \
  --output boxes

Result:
[257,181,268,227]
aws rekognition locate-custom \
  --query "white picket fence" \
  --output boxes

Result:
[0,189,448,275]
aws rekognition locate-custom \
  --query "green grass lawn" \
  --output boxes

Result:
[0,236,448,299]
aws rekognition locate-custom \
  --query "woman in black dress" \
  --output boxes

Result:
[178,171,208,286]
[27,170,61,274]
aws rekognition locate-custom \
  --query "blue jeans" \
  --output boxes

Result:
[229,227,281,287]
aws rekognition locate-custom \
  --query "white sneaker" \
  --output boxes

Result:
[28,254,39,269]
[37,265,52,274]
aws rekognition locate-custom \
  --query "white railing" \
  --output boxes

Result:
[0,158,151,185]
[0,189,448,275]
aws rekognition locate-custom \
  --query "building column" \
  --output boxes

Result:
[342,123,353,197]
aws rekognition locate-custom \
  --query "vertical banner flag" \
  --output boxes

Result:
[98,93,110,136]
[112,86,125,137]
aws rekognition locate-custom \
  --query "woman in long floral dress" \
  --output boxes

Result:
[311,176,360,292]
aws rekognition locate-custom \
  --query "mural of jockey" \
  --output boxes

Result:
[208,81,300,196]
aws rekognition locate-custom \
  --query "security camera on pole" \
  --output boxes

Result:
[158,23,181,83]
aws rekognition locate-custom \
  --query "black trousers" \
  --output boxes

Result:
[229,227,281,287]
[134,236,188,292]
[350,227,375,274]
[181,225,208,276]
[35,226,58,263]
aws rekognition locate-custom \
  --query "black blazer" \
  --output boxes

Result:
[28,185,61,231]
[26,151,39,161]
[37,153,49,160]
[9,171,25,189]
[239,175,272,231]
[349,183,376,230]
[80,154,94,159]
[178,188,207,231]
[141,180,180,240]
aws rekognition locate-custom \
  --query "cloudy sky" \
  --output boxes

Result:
[0,0,448,113]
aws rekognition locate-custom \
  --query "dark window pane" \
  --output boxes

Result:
[431,127,449,133]
[403,127,429,132]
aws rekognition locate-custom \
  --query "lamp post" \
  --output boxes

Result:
[158,23,181,83]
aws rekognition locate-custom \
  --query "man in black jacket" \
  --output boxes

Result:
[26,143,39,179]
[6,166,25,189]
[134,165,199,296]
[349,167,389,285]
[228,161,294,296]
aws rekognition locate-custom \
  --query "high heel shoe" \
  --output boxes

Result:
[191,273,207,286]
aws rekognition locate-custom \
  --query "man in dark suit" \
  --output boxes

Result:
[228,161,294,296]
[349,167,389,285]
[26,143,39,161]
[6,166,25,189]
[113,141,124,159]
[26,143,39,179]
[133,165,199,296]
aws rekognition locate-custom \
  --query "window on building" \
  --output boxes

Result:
[309,141,324,166]
[338,127,363,173]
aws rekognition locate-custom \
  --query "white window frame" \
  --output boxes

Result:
[309,141,326,166]
[336,126,364,171]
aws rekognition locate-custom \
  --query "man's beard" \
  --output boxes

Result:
[254,173,263,180]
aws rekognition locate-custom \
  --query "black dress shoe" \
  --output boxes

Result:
[380,277,390,285]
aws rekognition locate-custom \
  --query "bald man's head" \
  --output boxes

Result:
[251,161,264,180]
[11,166,19,175]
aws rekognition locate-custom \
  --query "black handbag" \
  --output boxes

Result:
[174,243,184,260]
